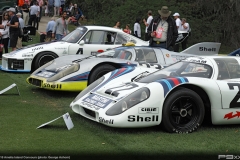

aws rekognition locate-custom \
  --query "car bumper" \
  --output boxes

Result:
[1,57,31,72]
[26,76,88,91]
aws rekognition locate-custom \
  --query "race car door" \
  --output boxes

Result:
[214,58,240,109]
[77,30,120,55]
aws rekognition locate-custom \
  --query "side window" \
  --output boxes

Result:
[84,31,106,44]
[135,48,158,63]
[83,31,92,44]
[214,58,240,80]
[104,32,116,45]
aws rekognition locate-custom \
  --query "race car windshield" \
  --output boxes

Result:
[62,27,87,43]
[138,61,213,83]
[97,48,133,60]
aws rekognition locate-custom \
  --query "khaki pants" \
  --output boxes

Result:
[16,37,22,49]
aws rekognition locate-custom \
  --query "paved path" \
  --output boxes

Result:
[37,16,52,33]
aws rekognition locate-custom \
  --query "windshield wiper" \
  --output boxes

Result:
[131,71,149,82]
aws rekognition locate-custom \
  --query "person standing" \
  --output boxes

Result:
[113,21,120,29]
[134,17,141,38]
[143,10,153,41]
[6,8,19,51]
[47,0,54,17]
[0,12,10,59]
[52,11,71,40]
[37,0,43,22]
[173,13,181,30]
[16,12,24,49]
[147,6,178,50]
[28,1,39,28]
[175,18,190,51]
[123,24,131,34]
[54,0,61,16]
[22,0,30,26]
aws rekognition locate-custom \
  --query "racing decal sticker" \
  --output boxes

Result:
[43,83,62,89]
[224,111,240,120]
[63,72,89,81]
[92,66,135,92]
[128,115,159,122]
[156,77,189,97]
[138,108,159,114]
[82,93,113,109]
[99,117,114,124]
[227,83,240,108]
[32,47,43,52]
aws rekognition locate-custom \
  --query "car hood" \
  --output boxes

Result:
[3,41,71,58]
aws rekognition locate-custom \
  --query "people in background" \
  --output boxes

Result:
[46,16,56,32]
[123,24,131,34]
[52,11,71,40]
[37,0,43,22]
[173,12,181,31]
[147,6,178,50]
[134,17,141,38]
[6,8,19,51]
[113,21,120,29]
[0,12,10,59]
[16,12,24,49]
[143,10,153,41]
[28,1,39,28]
[54,0,61,16]
[21,0,30,26]
[47,0,54,17]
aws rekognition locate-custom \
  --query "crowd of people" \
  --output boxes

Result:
[113,6,191,51]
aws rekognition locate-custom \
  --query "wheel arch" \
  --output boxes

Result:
[31,51,58,72]
[163,84,212,123]
[87,62,123,85]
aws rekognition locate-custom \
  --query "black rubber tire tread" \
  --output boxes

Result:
[88,64,116,84]
[33,52,58,71]
[162,88,205,133]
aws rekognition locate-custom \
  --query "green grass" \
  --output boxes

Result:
[0,25,240,160]
[1,71,240,160]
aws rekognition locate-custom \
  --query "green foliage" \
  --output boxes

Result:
[65,0,240,51]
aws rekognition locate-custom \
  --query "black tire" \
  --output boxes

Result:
[162,88,205,133]
[88,64,116,84]
[33,52,58,71]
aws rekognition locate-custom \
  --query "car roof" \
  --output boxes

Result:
[77,25,125,32]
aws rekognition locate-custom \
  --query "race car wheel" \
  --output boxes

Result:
[33,52,58,71]
[89,64,116,84]
[162,88,205,133]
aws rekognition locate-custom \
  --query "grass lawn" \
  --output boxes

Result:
[0,24,239,160]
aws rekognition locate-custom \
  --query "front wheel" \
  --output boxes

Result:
[162,88,205,133]
[33,52,58,71]
[88,64,116,84]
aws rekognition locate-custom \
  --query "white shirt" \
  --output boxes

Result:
[0,20,9,39]
[145,15,153,33]
[175,18,181,31]
[30,5,39,15]
[134,23,141,37]
[179,22,190,33]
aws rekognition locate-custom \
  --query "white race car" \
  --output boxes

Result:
[0,26,148,72]
[70,56,240,133]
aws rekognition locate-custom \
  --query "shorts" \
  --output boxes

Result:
[10,32,19,48]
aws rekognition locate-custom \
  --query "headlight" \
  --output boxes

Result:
[106,88,150,116]
[72,76,105,103]
[47,63,80,82]
[32,60,54,75]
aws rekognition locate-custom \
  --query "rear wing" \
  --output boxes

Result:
[180,42,221,56]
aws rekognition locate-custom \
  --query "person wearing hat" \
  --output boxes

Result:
[147,6,178,50]
[143,10,153,41]
[6,7,19,51]
[173,13,181,31]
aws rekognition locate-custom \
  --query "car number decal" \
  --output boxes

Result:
[227,83,240,108]
[82,93,112,109]
[139,63,161,69]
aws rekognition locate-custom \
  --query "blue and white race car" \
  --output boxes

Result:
[26,42,220,91]
[70,56,240,133]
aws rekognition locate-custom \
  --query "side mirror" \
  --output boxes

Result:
[79,40,85,45]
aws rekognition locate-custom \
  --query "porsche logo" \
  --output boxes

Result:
[166,54,170,57]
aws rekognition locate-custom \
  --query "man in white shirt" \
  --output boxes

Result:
[177,18,190,51]
[28,1,39,28]
[173,13,181,31]
[143,10,153,41]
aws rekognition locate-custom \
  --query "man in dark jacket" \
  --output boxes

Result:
[147,6,178,51]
